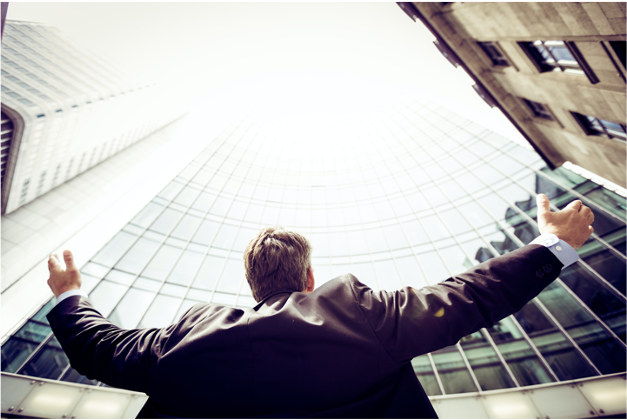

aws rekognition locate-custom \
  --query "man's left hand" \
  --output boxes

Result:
[48,250,82,298]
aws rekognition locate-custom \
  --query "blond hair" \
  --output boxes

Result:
[244,226,312,302]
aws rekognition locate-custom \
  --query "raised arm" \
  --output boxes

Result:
[46,251,167,393]
[352,194,594,363]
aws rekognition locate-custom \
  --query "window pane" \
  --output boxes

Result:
[411,355,442,396]
[167,249,204,286]
[216,259,243,294]
[19,336,69,380]
[488,316,554,386]
[329,231,350,256]
[130,202,164,228]
[431,346,478,394]
[115,238,161,274]
[142,245,183,281]
[460,331,516,391]
[91,231,137,267]
[192,220,220,245]
[193,255,226,290]
[537,283,626,374]
[171,214,203,241]
[513,301,597,380]
[416,251,449,284]
[373,259,402,291]
[108,288,156,329]
[138,295,181,328]
[173,185,201,207]
[559,262,626,342]
[213,224,238,249]
[88,280,129,317]
[150,208,184,235]
[395,255,428,289]
[1,321,51,373]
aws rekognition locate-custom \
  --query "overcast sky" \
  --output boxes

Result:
[6,2,526,142]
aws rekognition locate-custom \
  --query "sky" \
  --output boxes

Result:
[6,2,527,143]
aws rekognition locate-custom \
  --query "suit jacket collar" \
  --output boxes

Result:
[253,289,297,311]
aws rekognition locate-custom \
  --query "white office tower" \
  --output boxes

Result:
[1,20,186,215]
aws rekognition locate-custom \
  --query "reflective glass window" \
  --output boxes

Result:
[416,251,449,284]
[431,346,478,394]
[383,224,410,250]
[459,331,516,391]
[139,294,181,328]
[422,215,450,241]
[365,228,389,254]
[158,180,185,201]
[173,185,201,207]
[513,301,597,380]
[1,321,51,373]
[91,231,137,267]
[329,232,350,256]
[396,256,428,289]
[108,288,156,329]
[150,208,184,235]
[19,336,69,380]
[373,259,403,291]
[130,202,165,228]
[558,263,626,342]
[411,355,442,396]
[536,283,626,374]
[487,317,553,386]
[171,214,203,241]
[401,220,429,246]
[88,280,129,317]
[213,224,239,249]
[167,249,204,286]
[192,191,217,212]
[192,220,220,246]
[217,259,244,294]
[142,245,183,281]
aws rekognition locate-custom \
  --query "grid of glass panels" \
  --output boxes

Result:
[3,98,625,395]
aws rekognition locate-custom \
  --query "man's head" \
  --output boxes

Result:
[244,226,313,302]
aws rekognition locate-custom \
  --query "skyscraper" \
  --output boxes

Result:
[1,20,185,214]
[1,96,625,418]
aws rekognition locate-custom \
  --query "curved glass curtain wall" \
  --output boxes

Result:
[2,99,625,396]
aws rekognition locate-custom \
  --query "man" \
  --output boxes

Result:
[46,194,594,418]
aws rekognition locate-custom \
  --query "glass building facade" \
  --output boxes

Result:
[2,98,625,401]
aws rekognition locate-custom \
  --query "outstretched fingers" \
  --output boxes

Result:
[536,194,552,224]
[63,250,77,272]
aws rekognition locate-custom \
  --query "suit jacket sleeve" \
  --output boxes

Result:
[350,244,563,364]
[46,296,199,393]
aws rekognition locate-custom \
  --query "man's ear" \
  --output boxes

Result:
[306,266,315,293]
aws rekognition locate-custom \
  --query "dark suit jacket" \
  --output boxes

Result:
[47,244,562,418]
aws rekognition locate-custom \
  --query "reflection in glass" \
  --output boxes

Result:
[537,283,627,375]
[411,355,442,396]
[19,336,69,380]
[431,345,478,394]
[487,317,554,386]
[514,301,597,380]
[459,331,516,391]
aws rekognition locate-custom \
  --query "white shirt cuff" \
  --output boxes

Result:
[55,289,88,306]
[530,233,579,269]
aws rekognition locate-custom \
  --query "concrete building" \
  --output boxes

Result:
[1,96,625,418]
[397,2,626,188]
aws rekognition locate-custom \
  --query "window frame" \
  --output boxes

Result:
[478,41,510,67]
[571,112,627,143]
[522,98,555,121]
[519,40,599,84]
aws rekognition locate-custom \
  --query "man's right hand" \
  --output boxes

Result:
[48,250,82,298]
[536,194,594,250]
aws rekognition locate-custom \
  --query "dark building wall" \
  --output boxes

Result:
[403,2,626,187]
